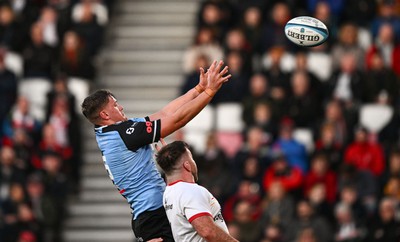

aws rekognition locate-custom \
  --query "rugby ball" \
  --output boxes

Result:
[284,16,329,47]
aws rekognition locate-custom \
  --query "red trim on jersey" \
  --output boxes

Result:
[119,189,126,194]
[188,212,212,223]
[168,180,184,186]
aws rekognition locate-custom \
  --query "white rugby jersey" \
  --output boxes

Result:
[163,180,229,241]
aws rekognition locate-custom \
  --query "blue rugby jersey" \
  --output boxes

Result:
[94,117,165,220]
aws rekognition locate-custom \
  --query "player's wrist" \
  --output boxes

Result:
[195,84,205,93]
[204,88,216,97]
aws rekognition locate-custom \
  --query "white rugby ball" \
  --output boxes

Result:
[285,16,329,47]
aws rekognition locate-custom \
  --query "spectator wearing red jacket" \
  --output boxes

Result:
[344,127,385,176]
[304,153,337,203]
[263,153,303,193]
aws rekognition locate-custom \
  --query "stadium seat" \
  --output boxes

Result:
[307,52,333,82]
[358,27,372,50]
[68,77,91,113]
[262,51,296,72]
[19,78,52,122]
[293,128,314,153]
[5,51,23,77]
[183,106,215,153]
[216,103,244,132]
[360,104,393,133]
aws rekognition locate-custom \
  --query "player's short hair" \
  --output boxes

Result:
[81,89,114,124]
[156,141,190,175]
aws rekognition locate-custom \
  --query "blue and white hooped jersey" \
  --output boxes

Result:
[94,117,165,220]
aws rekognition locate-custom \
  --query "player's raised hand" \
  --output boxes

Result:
[198,67,208,91]
[206,60,231,95]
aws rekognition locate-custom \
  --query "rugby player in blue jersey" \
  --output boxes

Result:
[81,60,230,241]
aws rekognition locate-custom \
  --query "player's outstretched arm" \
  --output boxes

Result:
[148,63,209,121]
[191,216,238,242]
[158,60,231,138]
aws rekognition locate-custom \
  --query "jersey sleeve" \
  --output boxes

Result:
[181,186,213,223]
[116,118,161,151]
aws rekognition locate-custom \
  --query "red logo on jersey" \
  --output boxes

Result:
[146,121,153,133]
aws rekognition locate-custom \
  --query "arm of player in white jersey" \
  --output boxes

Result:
[191,216,238,242]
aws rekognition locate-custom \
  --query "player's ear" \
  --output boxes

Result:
[183,160,191,172]
[99,110,109,120]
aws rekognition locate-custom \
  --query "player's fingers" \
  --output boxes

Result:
[208,60,217,73]
[160,138,167,146]
[222,74,232,82]
[216,60,224,72]
[154,143,160,152]
[147,238,163,242]
[219,66,229,76]
[199,67,205,77]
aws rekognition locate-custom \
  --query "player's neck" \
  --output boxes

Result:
[166,173,195,185]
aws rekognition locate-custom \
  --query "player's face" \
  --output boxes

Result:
[103,96,127,123]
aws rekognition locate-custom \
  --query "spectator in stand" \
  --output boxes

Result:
[197,132,234,204]
[344,126,385,177]
[0,47,17,136]
[262,153,303,194]
[59,30,94,80]
[223,28,252,73]
[0,146,25,200]
[263,46,290,95]
[272,118,308,173]
[326,52,363,105]
[23,23,55,79]
[331,23,365,70]
[338,185,370,221]
[338,164,378,217]
[242,73,270,127]
[314,123,343,171]
[37,7,59,47]
[0,5,24,51]
[182,26,224,74]
[261,2,293,52]
[197,1,226,43]
[259,223,284,242]
[7,96,41,143]
[26,173,59,242]
[223,180,263,223]
[287,200,333,242]
[381,149,400,190]
[333,202,366,242]
[15,203,42,241]
[3,128,35,173]
[260,181,295,233]
[1,183,26,242]
[304,153,337,204]
[366,23,400,77]
[364,51,399,105]
[40,152,67,232]
[371,0,400,43]
[341,0,377,28]
[366,198,400,242]
[212,51,249,104]
[71,0,108,56]
[37,124,72,169]
[230,200,262,242]
[233,126,270,174]
[287,71,319,128]
[306,184,334,222]
[249,102,277,144]
[241,6,263,56]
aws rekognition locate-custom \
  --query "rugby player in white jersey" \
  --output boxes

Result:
[156,140,238,242]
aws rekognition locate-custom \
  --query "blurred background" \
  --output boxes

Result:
[1,0,400,242]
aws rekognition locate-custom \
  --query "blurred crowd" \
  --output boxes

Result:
[0,0,112,241]
[181,0,400,242]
